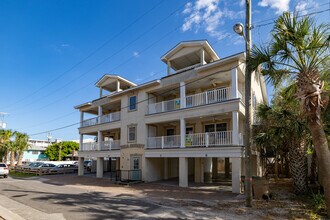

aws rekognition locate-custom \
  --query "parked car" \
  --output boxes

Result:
[84,161,92,171]
[49,164,78,173]
[29,163,56,172]
[0,163,9,178]
[23,162,44,170]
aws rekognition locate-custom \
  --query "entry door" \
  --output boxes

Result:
[130,155,141,181]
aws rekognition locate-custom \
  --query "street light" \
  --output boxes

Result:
[233,3,253,207]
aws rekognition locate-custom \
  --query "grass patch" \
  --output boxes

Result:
[9,172,37,178]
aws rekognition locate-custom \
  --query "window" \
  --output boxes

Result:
[32,151,38,155]
[129,96,137,111]
[128,126,136,142]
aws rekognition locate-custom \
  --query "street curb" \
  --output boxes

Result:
[0,205,25,220]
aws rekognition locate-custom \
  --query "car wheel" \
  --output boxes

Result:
[4,175,8,178]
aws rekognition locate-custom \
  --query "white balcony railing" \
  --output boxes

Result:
[81,142,97,151]
[146,131,242,149]
[81,111,121,128]
[147,87,233,115]
[100,140,120,151]
[147,135,181,149]
[186,87,231,108]
[148,98,180,114]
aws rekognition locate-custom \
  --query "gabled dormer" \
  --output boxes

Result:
[96,74,136,97]
[161,40,219,75]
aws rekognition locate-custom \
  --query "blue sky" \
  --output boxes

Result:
[0,0,328,141]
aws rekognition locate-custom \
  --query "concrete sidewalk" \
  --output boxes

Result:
[0,194,65,220]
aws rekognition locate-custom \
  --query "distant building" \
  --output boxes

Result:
[23,139,52,162]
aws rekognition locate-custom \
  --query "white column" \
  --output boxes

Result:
[116,80,121,92]
[180,118,185,148]
[78,157,84,176]
[232,111,239,145]
[231,68,238,99]
[98,131,102,151]
[232,158,242,193]
[79,134,83,151]
[204,157,212,183]
[179,157,188,187]
[99,86,103,98]
[200,49,206,64]
[96,157,104,178]
[180,82,186,108]
[167,60,171,75]
[80,111,84,127]
[164,158,168,180]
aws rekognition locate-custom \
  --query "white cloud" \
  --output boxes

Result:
[133,51,140,58]
[258,0,290,14]
[181,0,238,40]
[239,0,245,7]
[295,0,318,15]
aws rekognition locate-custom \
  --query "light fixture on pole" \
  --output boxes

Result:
[233,2,253,207]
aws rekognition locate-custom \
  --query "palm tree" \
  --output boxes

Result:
[14,132,29,166]
[0,129,14,163]
[254,96,309,194]
[250,13,330,215]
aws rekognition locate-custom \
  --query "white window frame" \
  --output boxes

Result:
[128,125,137,142]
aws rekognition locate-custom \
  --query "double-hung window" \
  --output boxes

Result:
[129,96,137,111]
[128,126,137,142]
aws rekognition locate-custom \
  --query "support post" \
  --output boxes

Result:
[225,158,230,178]
[200,49,206,64]
[180,82,186,108]
[167,60,171,75]
[80,111,84,127]
[232,158,242,193]
[232,111,239,145]
[79,134,83,151]
[78,157,84,176]
[212,158,218,180]
[96,157,104,178]
[179,157,188,187]
[231,67,238,99]
[180,118,185,148]
[164,158,169,180]
[204,157,212,183]
[98,131,102,151]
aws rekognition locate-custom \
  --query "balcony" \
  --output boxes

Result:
[81,111,121,128]
[146,131,243,149]
[81,142,97,151]
[147,87,242,115]
[100,140,120,151]
[80,140,120,151]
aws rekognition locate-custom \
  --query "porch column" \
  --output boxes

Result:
[79,134,83,151]
[194,158,202,183]
[98,131,103,151]
[231,68,238,98]
[212,158,218,180]
[232,158,242,193]
[225,158,230,178]
[180,82,186,108]
[204,157,212,183]
[78,157,84,176]
[116,80,121,92]
[179,157,188,187]
[167,60,171,76]
[116,157,120,170]
[98,105,103,122]
[80,111,84,127]
[99,86,103,98]
[164,158,169,180]
[200,49,206,65]
[180,118,185,148]
[96,157,104,178]
[232,111,239,145]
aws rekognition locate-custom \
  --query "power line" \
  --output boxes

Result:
[254,8,330,28]
[2,0,170,111]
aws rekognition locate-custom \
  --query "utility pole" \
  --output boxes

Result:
[245,0,253,207]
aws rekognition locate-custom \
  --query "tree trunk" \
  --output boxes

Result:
[3,149,8,164]
[309,150,317,184]
[10,150,15,167]
[308,120,330,216]
[289,138,308,194]
[17,151,24,166]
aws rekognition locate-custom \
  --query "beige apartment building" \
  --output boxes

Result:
[75,40,267,193]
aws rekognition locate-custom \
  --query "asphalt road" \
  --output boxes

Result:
[0,175,235,220]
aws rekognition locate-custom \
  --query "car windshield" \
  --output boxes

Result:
[0,164,6,167]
